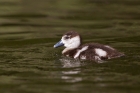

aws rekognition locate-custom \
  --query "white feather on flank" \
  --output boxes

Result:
[80,56,86,60]
[95,48,107,57]
[74,46,88,58]
[94,56,101,61]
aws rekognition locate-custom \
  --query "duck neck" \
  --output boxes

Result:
[62,47,76,54]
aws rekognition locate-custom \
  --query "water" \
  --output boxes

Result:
[0,0,140,93]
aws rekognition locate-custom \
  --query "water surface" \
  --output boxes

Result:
[0,0,140,93]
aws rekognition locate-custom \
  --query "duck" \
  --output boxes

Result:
[54,31,124,61]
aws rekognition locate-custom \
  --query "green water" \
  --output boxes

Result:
[0,0,140,93]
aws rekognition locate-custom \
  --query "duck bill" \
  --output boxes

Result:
[54,40,64,48]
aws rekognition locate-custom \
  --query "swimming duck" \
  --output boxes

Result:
[54,31,124,61]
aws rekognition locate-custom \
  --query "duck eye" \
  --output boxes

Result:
[65,37,69,39]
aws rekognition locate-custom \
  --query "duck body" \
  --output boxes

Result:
[54,31,124,61]
[62,43,124,61]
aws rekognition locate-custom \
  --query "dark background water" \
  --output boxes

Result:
[0,0,140,93]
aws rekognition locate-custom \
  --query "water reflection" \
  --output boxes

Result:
[0,0,140,92]
[60,57,82,68]
[60,57,82,83]
[61,69,82,83]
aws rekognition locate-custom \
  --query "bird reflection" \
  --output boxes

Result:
[60,57,82,83]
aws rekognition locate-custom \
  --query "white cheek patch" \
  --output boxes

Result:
[95,48,107,57]
[74,46,88,58]
[62,36,80,48]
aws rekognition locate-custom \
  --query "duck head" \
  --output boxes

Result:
[54,31,81,49]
